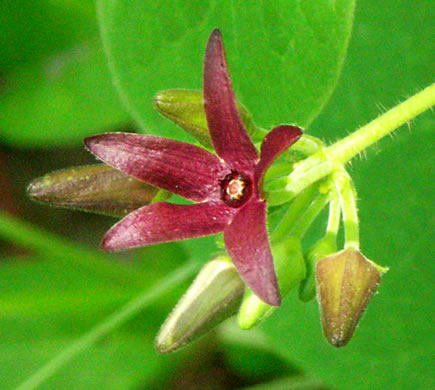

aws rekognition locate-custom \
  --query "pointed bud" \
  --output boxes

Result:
[156,256,244,353]
[27,164,159,217]
[316,249,387,347]
[299,236,336,302]
[153,89,257,148]
[238,237,306,329]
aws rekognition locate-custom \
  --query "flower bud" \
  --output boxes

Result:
[238,237,306,329]
[299,236,336,302]
[155,256,244,353]
[27,164,159,217]
[153,89,257,148]
[316,249,387,347]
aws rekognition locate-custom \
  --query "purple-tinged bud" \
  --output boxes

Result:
[153,89,257,148]
[155,256,244,353]
[27,164,159,217]
[316,249,387,347]
[299,236,336,302]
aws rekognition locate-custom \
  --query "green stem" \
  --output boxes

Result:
[270,184,317,243]
[325,187,341,239]
[286,159,333,198]
[325,83,435,164]
[334,171,360,250]
[291,192,330,239]
[267,83,435,205]
[15,262,199,390]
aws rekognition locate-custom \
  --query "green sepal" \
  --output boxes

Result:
[238,237,306,330]
[298,234,337,302]
[153,89,258,148]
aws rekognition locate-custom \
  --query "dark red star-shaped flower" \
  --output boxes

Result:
[85,29,301,306]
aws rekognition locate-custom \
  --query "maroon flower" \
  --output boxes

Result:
[85,29,301,306]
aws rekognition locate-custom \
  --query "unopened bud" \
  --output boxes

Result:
[238,237,306,329]
[153,89,257,148]
[316,249,387,347]
[156,256,244,353]
[27,164,159,217]
[299,236,336,302]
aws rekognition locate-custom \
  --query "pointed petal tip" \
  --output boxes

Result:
[266,292,281,307]
[100,233,121,252]
[100,233,135,253]
[247,283,281,307]
[204,28,258,170]
[83,134,98,150]
[100,222,134,252]
[84,132,127,152]
[206,29,224,62]
[209,28,222,40]
[84,134,109,155]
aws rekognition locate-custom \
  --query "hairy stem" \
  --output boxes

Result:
[270,184,318,243]
[267,83,435,205]
[324,187,341,241]
[291,192,330,239]
[334,171,360,249]
[325,83,435,164]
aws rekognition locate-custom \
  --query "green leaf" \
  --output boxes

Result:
[0,311,186,390]
[0,0,96,72]
[97,0,355,141]
[260,0,435,388]
[0,258,130,318]
[0,255,197,389]
[217,322,301,384]
[0,1,130,147]
[0,42,128,147]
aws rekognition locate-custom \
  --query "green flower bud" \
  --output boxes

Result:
[299,235,337,302]
[27,164,159,217]
[155,256,244,353]
[153,89,257,148]
[316,249,387,347]
[238,237,306,330]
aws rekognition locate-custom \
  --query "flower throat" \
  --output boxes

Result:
[220,172,252,208]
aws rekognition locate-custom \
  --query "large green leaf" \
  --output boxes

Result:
[97,0,355,141]
[0,0,96,72]
[0,43,129,147]
[0,300,186,389]
[0,210,209,388]
[0,248,193,389]
[260,1,434,389]
[0,1,129,147]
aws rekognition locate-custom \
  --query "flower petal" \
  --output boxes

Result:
[203,29,258,171]
[102,202,236,251]
[224,199,281,306]
[255,125,302,185]
[85,133,228,202]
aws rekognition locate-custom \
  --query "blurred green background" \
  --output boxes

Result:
[0,0,433,389]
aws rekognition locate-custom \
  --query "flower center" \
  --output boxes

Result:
[220,172,252,208]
